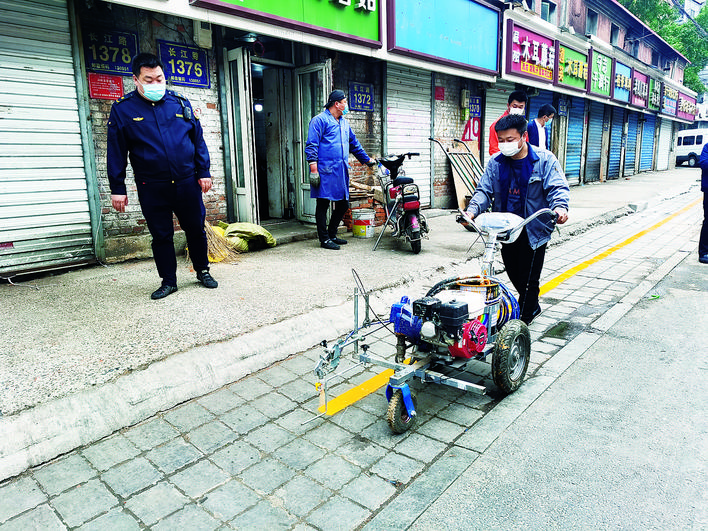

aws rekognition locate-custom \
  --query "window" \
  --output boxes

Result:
[678,138,683,146]
[684,136,695,146]
[697,135,703,144]
[651,49,660,67]
[586,9,598,36]
[611,24,620,46]
[541,0,556,23]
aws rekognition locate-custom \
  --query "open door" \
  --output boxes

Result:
[226,47,259,223]
[293,61,331,223]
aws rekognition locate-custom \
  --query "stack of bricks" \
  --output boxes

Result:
[343,194,386,230]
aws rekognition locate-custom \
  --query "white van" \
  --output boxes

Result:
[675,128,708,167]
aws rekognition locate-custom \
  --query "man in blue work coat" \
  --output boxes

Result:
[305,89,375,250]
[107,53,217,299]
[466,114,569,324]
[699,142,708,264]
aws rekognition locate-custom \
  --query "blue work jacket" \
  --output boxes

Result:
[700,142,708,192]
[107,90,210,195]
[527,119,550,150]
[467,144,570,249]
[305,109,370,201]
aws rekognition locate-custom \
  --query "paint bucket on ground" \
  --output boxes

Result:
[352,209,375,238]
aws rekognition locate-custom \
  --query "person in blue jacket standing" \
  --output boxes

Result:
[699,142,708,264]
[305,89,375,250]
[107,53,218,299]
[466,114,569,324]
[527,104,556,151]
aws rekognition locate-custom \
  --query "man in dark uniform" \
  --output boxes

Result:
[107,53,218,299]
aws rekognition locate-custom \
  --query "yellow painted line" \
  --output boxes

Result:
[319,197,702,415]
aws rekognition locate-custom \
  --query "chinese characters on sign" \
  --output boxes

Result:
[157,40,210,88]
[83,30,138,76]
[589,50,611,96]
[648,79,661,111]
[469,96,481,118]
[631,71,648,107]
[330,0,376,11]
[349,82,374,112]
[677,93,697,120]
[508,24,555,82]
[662,85,678,115]
[613,62,631,103]
[557,46,588,90]
[88,72,124,100]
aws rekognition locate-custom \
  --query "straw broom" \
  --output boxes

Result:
[186,221,240,264]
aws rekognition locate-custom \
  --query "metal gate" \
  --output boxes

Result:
[656,117,673,171]
[624,111,639,176]
[608,107,624,180]
[565,96,585,183]
[584,101,604,183]
[483,80,515,164]
[639,114,656,171]
[0,0,95,275]
[386,64,432,206]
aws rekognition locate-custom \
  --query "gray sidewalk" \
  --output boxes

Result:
[0,166,702,481]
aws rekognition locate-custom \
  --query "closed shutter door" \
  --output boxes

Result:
[386,64,432,206]
[624,111,639,176]
[0,0,94,275]
[656,118,672,171]
[608,107,624,180]
[639,114,656,171]
[528,90,554,149]
[584,101,604,183]
[483,80,515,165]
[565,96,585,182]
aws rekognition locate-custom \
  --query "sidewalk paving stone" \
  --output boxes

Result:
[0,476,46,524]
[123,482,187,526]
[76,508,141,531]
[307,496,370,531]
[240,458,296,493]
[273,439,326,471]
[1,504,65,531]
[100,457,162,498]
[123,418,180,451]
[304,454,361,490]
[146,438,202,475]
[163,402,215,432]
[32,454,96,496]
[185,420,239,454]
[340,474,397,511]
[151,503,220,531]
[50,479,117,528]
[220,404,270,434]
[245,423,297,453]
[209,441,261,476]
[81,435,140,472]
[196,388,246,415]
[169,459,230,498]
[228,499,296,530]
[274,475,332,517]
[200,480,260,521]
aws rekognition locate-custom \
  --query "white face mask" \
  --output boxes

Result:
[499,140,522,157]
[545,118,553,126]
[508,107,525,116]
[139,81,166,102]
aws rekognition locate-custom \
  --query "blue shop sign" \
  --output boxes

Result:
[349,82,374,112]
[469,96,481,117]
[83,30,138,76]
[157,40,210,88]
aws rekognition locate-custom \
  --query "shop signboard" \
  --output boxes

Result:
[388,0,499,74]
[506,21,555,83]
[648,78,661,111]
[349,82,374,112]
[588,49,612,97]
[189,0,380,47]
[677,92,697,121]
[662,84,678,116]
[631,70,648,108]
[613,61,631,103]
[556,44,587,91]
[83,29,139,76]
[157,41,210,88]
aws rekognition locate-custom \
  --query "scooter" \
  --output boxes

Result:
[372,153,429,254]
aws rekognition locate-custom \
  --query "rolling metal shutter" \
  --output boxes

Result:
[528,89,554,150]
[483,80,515,165]
[639,114,656,172]
[0,0,95,275]
[386,64,432,206]
[656,118,673,171]
[624,111,639,177]
[608,107,624,180]
[564,96,585,183]
[584,101,604,183]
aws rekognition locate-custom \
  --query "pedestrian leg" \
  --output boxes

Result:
[328,199,350,239]
[174,179,209,272]
[137,182,178,287]
[315,198,331,243]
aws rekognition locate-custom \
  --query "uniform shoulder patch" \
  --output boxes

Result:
[113,91,135,104]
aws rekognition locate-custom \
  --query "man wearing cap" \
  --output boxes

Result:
[305,89,375,250]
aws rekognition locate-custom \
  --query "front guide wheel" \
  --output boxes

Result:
[491,319,531,394]
[387,389,418,433]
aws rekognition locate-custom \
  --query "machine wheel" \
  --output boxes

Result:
[410,230,422,254]
[491,319,531,394]
[387,389,418,433]
[688,155,698,167]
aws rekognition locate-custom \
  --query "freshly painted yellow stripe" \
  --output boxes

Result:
[319,197,702,415]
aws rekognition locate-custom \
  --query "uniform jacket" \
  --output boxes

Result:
[467,144,570,249]
[527,119,549,150]
[305,109,370,201]
[107,90,210,195]
[700,142,708,192]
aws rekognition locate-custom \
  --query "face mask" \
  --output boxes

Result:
[341,105,350,116]
[545,118,553,126]
[139,81,166,102]
[499,140,522,157]
[509,107,525,116]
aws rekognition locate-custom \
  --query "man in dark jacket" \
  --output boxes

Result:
[699,142,708,264]
[107,53,218,299]
[527,104,556,151]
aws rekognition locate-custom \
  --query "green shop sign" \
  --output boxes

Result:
[190,0,380,46]
[648,78,661,111]
[589,49,612,97]
[557,45,588,91]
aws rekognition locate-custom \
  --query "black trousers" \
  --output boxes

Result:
[500,229,546,322]
[700,192,708,257]
[315,198,349,243]
[136,178,209,286]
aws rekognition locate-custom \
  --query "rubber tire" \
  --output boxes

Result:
[410,229,422,254]
[387,389,418,434]
[491,319,531,394]
[688,155,698,167]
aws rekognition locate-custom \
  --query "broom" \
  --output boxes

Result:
[186,221,240,264]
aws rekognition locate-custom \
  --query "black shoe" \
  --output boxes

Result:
[520,305,542,325]
[320,239,340,250]
[197,270,218,288]
[700,254,708,264]
[330,237,348,245]
[151,284,178,300]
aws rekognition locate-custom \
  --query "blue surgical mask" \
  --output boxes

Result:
[342,105,350,115]
[139,81,166,102]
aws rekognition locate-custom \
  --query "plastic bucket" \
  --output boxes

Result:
[352,209,375,238]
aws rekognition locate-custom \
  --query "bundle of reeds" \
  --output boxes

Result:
[186,222,240,264]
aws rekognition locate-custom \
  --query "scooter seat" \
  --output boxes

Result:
[403,194,419,203]
[393,176,414,186]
